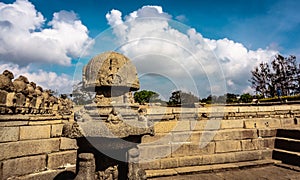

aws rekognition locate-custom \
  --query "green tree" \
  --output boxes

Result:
[239,93,253,103]
[271,54,298,96]
[168,90,199,106]
[250,62,273,97]
[134,90,160,104]
[226,93,239,103]
[250,54,299,97]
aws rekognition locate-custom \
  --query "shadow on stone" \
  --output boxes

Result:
[53,171,76,180]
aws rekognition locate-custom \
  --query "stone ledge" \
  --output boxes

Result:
[0,126,19,142]
[11,165,76,180]
[59,137,78,150]
[0,154,47,179]
[0,138,60,161]
[20,125,51,140]
[47,150,77,169]
[145,159,280,178]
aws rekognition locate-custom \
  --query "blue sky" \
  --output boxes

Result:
[0,0,299,97]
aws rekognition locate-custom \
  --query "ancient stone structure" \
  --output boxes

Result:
[1,53,300,179]
[138,105,300,178]
[0,70,73,115]
[65,51,154,180]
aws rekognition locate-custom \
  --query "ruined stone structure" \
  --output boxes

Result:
[0,70,77,179]
[1,52,300,179]
[139,105,300,178]
[65,51,154,180]
[0,70,73,115]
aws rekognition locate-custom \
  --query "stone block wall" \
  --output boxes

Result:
[0,115,78,179]
[138,105,300,171]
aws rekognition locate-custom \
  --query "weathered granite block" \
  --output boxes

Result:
[138,145,171,160]
[244,118,281,129]
[238,106,259,112]
[190,131,216,143]
[191,120,220,131]
[160,158,178,169]
[172,107,197,114]
[258,129,277,137]
[280,118,296,127]
[11,166,76,180]
[141,133,172,145]
[178,155,202,167]
[20,125,51,140]
[188,142,216,155]
[214,129,257,141]
[0,126,19,142]
[147,107,173,115]
[29,120,62,126]
[139,160,161,170]
[220,120,244,129]
[258,137,275,149]
[234,150,261,162]
[0,138,60,161]
[1,155,46,179]
[172,132,193,143]
[171,143,190,157]
[51,124,64,137]
[261,149,273,159]
[208,153,236,164]
[154,120,190,133]
[0,121,28,127]
[215,140,241,153]
[148,114,175,121]
[241,139,259,151]
[60,137,78,150]
[47,150,77,169]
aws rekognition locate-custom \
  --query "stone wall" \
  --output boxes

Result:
[138,105,300,173]
[0,114,78,179]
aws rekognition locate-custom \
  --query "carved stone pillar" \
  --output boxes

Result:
[128,148,146,180]
[75,153,96,180]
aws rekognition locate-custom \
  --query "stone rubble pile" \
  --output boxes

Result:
[0,70,72,115]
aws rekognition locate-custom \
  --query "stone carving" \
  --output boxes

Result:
[58,94,73,115]
[0,70,15,92]
[82,51,139,91]
[69,52,154,180]
[106,108,123,124]
[0,70,72,115]
[128,148,147,180]
[62,122,83,138]
[96,165,118,180]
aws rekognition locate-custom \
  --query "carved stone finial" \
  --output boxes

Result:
[82,51,140,91]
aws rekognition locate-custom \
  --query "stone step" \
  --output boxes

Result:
[276,129,300,140]
[272,149,300,166]
[275,137,300,152]
[275,163,300,172]
[145,159,281,178]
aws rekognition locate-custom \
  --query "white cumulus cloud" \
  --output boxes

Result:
[105,6,279,97]
[0,0,93,66]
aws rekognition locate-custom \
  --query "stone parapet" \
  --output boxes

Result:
[138,105,300,176]
[0,115,77,179]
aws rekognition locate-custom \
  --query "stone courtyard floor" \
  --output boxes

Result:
[151,165,300,180]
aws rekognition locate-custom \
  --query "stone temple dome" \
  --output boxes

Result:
[82,52,140,91]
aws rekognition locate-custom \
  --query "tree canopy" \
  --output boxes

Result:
[134,90,161,104]
[168,90,199,106]
[250,54,299,97]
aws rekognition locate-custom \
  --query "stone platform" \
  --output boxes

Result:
[150,164,300,180]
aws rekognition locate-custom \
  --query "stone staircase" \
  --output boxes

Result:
[273,129,300,166]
